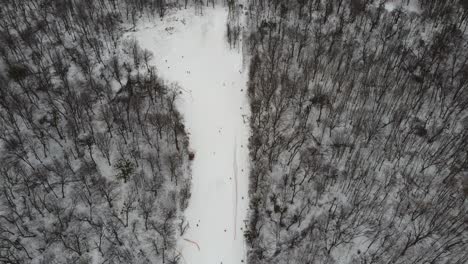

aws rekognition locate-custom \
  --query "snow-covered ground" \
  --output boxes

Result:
[131,6,250,264]
[384,0,421,13]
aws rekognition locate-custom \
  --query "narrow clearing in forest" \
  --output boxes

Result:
[131,7,250,264]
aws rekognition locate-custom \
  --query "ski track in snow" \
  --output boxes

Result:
[233,137,238,241]
[131,7,250,264]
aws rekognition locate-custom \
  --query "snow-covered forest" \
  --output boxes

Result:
[0,1,193,263]
[1,0,467,264]
[243,0,468,263]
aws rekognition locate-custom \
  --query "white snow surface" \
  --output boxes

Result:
[131,7,250,264]
[384,0,421,13]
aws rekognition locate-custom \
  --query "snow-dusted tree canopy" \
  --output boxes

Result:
[0,1,193,263]
[243,0,468,263]
[2,0,467,263]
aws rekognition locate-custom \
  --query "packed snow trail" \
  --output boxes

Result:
[132,7,250,264]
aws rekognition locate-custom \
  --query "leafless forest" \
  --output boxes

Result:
[1,0,468,263]
[242,0,468,263]
[0,1,198,263]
